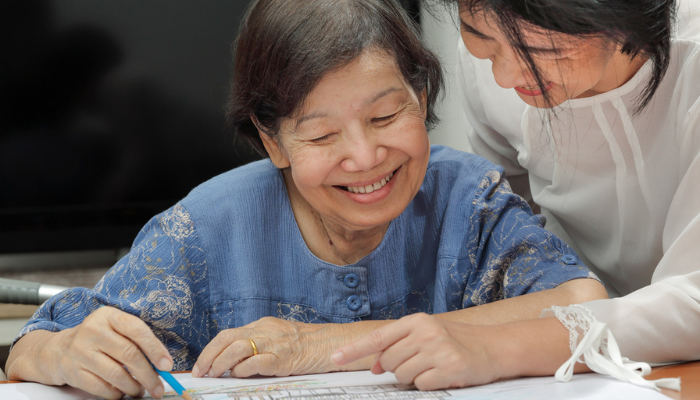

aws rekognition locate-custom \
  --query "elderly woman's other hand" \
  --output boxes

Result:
[192,317,375,378]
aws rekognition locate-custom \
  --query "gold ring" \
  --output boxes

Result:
[249,339,258,356]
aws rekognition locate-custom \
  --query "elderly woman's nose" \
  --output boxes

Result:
[340,134,387,172]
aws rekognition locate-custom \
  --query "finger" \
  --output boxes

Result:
[231,353,280,378]
[104,309,173,371]
[413,367,466,391]
[194,329,248,377]
[411,347,476,390]
[73,368,126,400]
[373,334,420,373]
[208,339,256,379]
[370,357,386,375]
[92,324,164,398]
[332,316,418,365]
[85,352,146,399]
[392,353,432,387]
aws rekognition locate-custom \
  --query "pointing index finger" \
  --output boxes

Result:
[331,316,413,365]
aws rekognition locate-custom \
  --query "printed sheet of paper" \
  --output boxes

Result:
[0,370,671,399]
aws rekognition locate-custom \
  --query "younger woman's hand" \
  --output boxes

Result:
[330,313,504,390]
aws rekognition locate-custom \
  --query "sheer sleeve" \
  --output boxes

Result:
[543,92,700,391]
[581,98,700,363]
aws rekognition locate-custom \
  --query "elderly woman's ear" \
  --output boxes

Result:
[252,115,291,169]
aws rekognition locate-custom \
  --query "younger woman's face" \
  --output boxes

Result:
[458,8,637,107]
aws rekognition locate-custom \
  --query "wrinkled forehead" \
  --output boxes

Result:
[288,48,419,120]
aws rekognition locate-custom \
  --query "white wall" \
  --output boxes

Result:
[420,4,472,153]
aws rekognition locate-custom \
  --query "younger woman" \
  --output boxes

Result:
[334,0,699,391]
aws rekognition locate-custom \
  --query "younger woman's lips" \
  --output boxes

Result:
[514,82,554,97]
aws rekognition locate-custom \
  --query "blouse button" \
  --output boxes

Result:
[561,254,577,265]
[346,295,362,311]
[344,273,360,288]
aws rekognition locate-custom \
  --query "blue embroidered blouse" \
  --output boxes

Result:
[16,145,595,370]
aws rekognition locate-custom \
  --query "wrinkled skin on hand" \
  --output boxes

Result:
[193,317,351,379]
[331,313,506,390]
[20,306,173,399]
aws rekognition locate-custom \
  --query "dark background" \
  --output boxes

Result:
[0,0,261,254]
[0,0,420,255]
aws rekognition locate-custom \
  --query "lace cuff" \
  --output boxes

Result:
[542,305,681,392]
[542,304,595,360]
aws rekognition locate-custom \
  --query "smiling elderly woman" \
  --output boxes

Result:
[5,0,605,398]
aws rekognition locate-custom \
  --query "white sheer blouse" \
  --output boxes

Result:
[455,0,700,369]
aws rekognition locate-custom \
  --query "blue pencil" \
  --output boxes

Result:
[150,362,193,400]
[93,306,191,399]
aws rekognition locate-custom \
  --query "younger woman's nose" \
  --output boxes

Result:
[463,35,529,90]
[491,53,529,89]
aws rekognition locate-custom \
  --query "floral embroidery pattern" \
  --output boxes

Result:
[18,204,209,370]
[376,288,432,320]
[458,171,589,308]
[277,303,321,323]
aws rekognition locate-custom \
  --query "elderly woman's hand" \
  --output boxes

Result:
[7,306,173,400]
[192,317,372,378]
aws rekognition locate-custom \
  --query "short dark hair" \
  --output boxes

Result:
[228,0,444,156]
[432,0,676,113]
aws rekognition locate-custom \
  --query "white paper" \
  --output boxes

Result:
[446,373,671,400]
[0,370,671,400]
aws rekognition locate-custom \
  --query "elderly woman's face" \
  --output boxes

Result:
[263,50,430,232]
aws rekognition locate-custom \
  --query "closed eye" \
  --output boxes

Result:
[518,45,566,59]
[460,21,493,40]
[311,133,335,143]
[372,113,397,124]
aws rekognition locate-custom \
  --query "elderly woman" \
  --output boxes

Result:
[6,0,605,398]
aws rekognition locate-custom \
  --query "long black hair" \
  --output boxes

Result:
[433,0,676,112]
[229,0,444,156]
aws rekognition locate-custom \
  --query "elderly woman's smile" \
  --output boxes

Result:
[260,50,430,246]
[341,169,395,194]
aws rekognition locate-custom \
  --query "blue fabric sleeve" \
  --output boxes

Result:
[463,170,596,307]
[13,203,210,370]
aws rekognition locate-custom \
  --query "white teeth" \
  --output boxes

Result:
[347,171,394,194]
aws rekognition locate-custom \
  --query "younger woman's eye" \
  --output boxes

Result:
[530,52,565,61]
